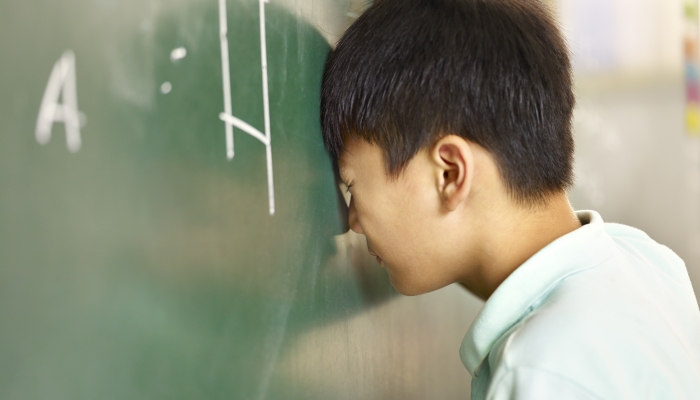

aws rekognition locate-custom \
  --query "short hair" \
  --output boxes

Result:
[321,0,575,205]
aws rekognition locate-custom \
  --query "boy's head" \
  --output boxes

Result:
[321,0,575,296]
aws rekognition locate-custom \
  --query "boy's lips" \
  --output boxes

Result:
[368,249,382,265]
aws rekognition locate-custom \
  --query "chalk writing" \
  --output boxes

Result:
[218,0,275,216]
[36,50,85,153]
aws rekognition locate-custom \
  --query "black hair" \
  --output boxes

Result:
[321,0,575,205]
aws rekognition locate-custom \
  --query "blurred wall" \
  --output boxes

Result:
[558,0,683,75]
[553,0,700,304]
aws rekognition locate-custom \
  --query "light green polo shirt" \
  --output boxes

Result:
[461,211,700,400]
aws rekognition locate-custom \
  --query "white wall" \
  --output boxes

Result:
[557,0,684,75]
[553,0,700,303]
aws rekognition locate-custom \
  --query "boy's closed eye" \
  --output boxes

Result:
[344,181,354,194]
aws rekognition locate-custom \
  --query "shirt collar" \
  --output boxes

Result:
[459,210,615,375]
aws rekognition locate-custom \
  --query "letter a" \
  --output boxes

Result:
[35,50,84,153]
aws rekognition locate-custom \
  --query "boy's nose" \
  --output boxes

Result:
[348,197,364,234]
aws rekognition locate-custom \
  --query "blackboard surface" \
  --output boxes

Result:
[0,1,477,398]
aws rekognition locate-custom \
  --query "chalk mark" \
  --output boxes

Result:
[36,50,85,153]
[218,0,275,216]
[219,112,268,145]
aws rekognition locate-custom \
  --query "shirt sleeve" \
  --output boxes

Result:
[487,367,602,400]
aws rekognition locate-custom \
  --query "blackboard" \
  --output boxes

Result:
[0,0,477,398]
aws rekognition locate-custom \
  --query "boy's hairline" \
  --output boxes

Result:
[337,132,568,209]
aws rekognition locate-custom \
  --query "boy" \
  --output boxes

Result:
[321,0,700,399]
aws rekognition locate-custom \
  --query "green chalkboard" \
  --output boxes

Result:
[0,0,476,399]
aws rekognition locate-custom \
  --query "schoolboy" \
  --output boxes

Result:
[320,0,700,398]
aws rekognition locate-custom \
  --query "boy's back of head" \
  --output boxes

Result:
[322,0,575,205]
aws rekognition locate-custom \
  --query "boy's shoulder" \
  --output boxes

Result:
[603,222,691,285]
[485,222,700,399]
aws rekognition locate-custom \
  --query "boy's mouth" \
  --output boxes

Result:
[368,247,382,265]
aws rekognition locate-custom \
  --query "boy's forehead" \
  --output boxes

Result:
[337,142,367,182]
[336,138,356,167]
[337,137,367,170]
[337,138,387,183]
[337,149,354,181]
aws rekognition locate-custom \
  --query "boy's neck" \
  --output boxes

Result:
[461,193,582,300]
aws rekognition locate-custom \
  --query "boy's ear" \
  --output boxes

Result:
[431,135,475,211]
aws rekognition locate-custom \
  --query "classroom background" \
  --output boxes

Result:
[0,0,697,399]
